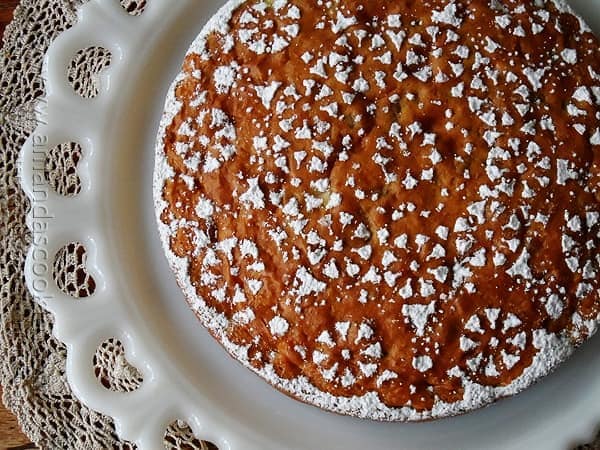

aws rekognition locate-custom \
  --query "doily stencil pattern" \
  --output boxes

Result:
[1,0,216,447]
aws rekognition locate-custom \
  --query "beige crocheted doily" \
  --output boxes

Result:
[0,0,597,448]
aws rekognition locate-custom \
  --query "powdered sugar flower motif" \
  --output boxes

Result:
[310,322,389,389]
[458,309,531,385]
[236,0,301,54]
[180,108,237,175]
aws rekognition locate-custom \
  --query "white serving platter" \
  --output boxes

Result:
[19,1,600,449]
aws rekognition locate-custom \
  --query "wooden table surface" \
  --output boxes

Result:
[0,0,17,37]
[1,3,38,450]
[0,388,35,450]
[0,385,34,449]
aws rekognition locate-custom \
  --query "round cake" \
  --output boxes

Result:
[154,0,600,420]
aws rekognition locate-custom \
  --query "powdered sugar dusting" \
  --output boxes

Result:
[154,0,600,422]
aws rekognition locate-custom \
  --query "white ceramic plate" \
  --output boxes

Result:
[19,1,600,449]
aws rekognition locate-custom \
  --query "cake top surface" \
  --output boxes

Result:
[155,0,600,420]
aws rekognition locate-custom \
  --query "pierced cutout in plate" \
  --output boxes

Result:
[164,420,218,450]
[67,46,112,98]
[53,242,96,298]
[120,0,147,16]
[94,338,143,392]
[45,141,82,196]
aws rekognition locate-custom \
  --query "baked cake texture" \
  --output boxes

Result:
[155,0,600,420]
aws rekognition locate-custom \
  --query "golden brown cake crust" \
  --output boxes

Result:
[155,0,600,420]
